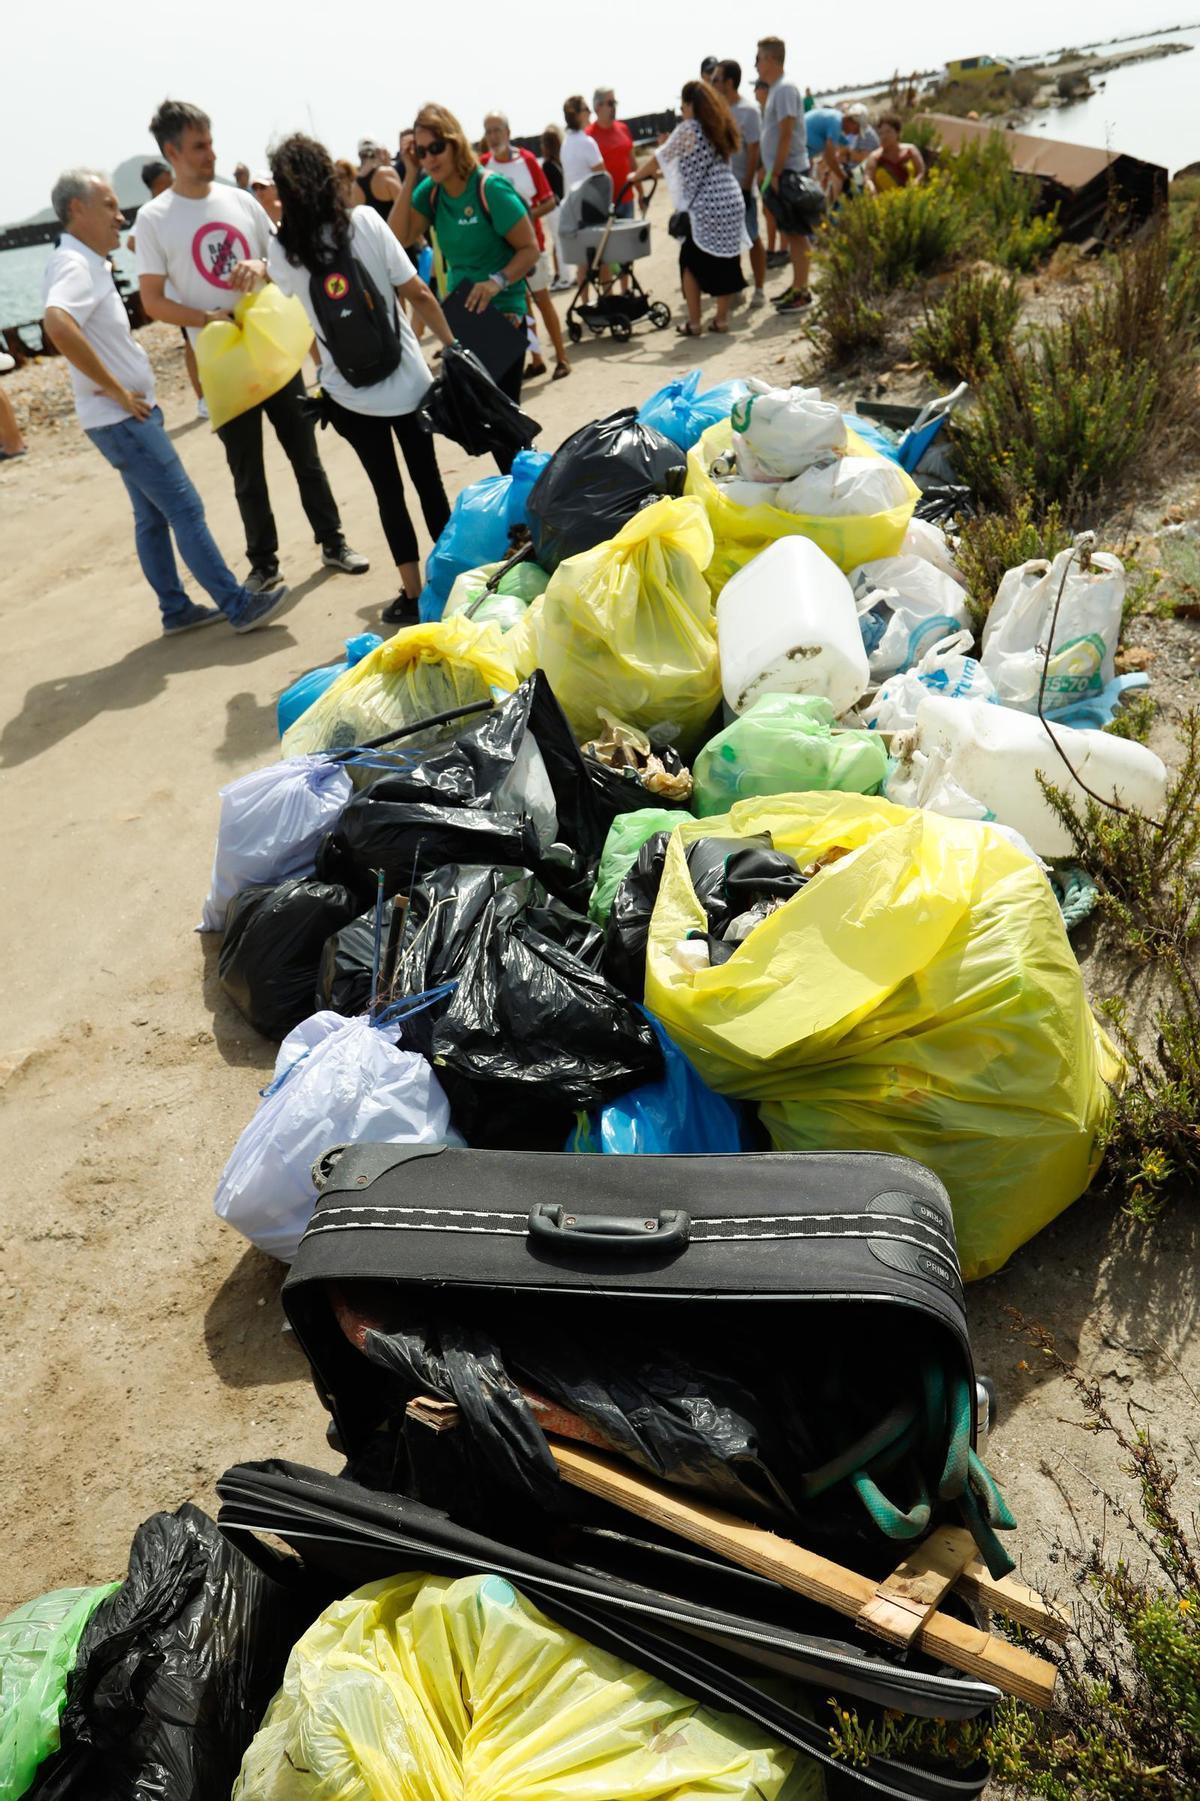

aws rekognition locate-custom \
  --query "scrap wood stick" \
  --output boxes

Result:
[548,1440,1058,1709]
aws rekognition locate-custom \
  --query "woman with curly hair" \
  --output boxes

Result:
[389,101,539,467]
[632,79,747,336]
[268,132,455,626]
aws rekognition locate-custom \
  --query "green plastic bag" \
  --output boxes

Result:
[0,1583,118,1799]
[693,695,887,816]
[588,806,696,924]
[234,1570,821,1801]
[445,559,551,633]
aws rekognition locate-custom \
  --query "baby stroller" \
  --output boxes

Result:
[556,171,671,343]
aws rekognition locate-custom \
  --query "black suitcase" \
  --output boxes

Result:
[282,1144,1002,1551]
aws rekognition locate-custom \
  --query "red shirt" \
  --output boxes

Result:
[481,145,553,249]
[587,119,635,204]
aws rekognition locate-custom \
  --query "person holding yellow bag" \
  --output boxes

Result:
[137,98,367,597]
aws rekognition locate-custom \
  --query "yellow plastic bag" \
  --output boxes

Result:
[281,615,517,755]
[515,495,720,755]
[233,1571,820,1801]
[644,795,1121,1281]
[195,287,314,430]
[685,420,919,597]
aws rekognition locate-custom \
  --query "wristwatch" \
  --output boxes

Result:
[488,270,510,290]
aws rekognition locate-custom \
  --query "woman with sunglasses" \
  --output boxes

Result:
[391,102,539,467]
[268,132,455,627]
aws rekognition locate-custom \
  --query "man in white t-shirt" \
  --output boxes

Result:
[755,35,817,314]
[137,98,366,594]
[715,59,767,306]
[42,168,287,636]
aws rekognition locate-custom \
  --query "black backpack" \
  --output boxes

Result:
[308,250,403,388]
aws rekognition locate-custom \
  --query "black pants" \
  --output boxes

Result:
[323,396,451,569]
[216,372,340,571]
[492,355,524,477]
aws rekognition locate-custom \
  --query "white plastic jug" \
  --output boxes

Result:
[909,693,1168,857]
[716,536,869,717]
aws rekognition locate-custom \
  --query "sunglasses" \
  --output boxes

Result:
[414,137,449,159]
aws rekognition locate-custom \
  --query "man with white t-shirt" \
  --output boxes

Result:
[41,169,287,636]
[136,98,367,594]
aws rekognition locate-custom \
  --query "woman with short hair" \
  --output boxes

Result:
[268,131,455,627]
[632,78,747,336]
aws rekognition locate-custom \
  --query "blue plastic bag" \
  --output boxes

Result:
[419,450,550,622]
[276,633,383,738]
[568,1016,751,1154]
[841,414,901,461]
[637,371,749,451]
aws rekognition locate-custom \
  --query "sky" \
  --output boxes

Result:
[3,1,1191,223]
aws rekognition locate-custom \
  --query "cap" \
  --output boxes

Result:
[358,137,383,159]
[249,170,273,189]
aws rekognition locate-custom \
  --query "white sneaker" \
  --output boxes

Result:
[196,397,209,421]
[750,288,768,309]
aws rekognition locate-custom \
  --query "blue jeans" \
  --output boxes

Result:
[85,407,248,624]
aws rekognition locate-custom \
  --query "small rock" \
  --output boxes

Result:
[1163,504,1185,524]
[132,1016,148,1027]
[1115,646,1154,673]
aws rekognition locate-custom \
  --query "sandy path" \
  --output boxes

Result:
[1,205,1195,1623]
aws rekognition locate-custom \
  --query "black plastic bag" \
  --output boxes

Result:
[316,900,394,1016]
[220,878,359,1040]
[354,674,616,909]
[417,342,540,459]
[604,834,798,996]
[29,1504,310,1801]
[526,408,687,573]
[317,799,541,912]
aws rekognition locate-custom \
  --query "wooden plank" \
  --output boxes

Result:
[858,1526,977,1645]
[957,1554,1071,1645]
[549,1441,1058,1709]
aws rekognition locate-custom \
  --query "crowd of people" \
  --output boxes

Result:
[29,42,918,641]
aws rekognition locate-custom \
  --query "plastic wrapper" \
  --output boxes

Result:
[692,696,887,816]
[232,1571,809,1801]
[861,632,997,733]
[214,1011,462,1261]
[637,370,749,449]
[195,286,313,430]
[643,795,1121,1281]
[199,756,354,933]
[588,808,695,925]
[417,340,541,460]
[526,407,687,572]
[31,1505,309,1801]
[686,418,918,597]
[276,633,383,738]
[218,878,360,1040]
[419,451,549,623]
[515,496,720,755]
[0,1585,117,1801]
[568,1014,751,1156]
[280,616,517,757]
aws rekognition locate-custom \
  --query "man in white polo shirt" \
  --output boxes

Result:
[42,169,288,636]
[137,98,367,594]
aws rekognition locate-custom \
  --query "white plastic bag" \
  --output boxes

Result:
[213,1010,463,1261]
[901,515,966,584]
[712,472,782,509]
[981,545,1124,714]
[776,455,914,519]
[850,554,972,678]
[199,756,353,933]
[861,631,997,732]
[730,379,847,481]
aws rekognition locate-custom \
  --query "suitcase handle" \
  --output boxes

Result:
[528,1204,690,1254]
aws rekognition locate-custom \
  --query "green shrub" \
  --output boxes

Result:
[942,133,1061,269]
[912,268,1022,383]
[954,498,1069,631]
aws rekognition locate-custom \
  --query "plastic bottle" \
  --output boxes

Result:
[716,536,870,717]
[910,694,1168,857]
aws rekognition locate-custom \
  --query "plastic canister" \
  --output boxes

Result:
[716,535,870,716]
[911,693,1168,858]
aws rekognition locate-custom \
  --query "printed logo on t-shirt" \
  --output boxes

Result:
[191,221,252,289]
[323,272,349,299]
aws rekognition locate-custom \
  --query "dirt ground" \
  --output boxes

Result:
[1,200,1197,1648]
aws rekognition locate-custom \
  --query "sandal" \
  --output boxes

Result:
[551,361,572,381]
[526,359,549,378]
[675,322,704,337]
[711,321,731,334]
